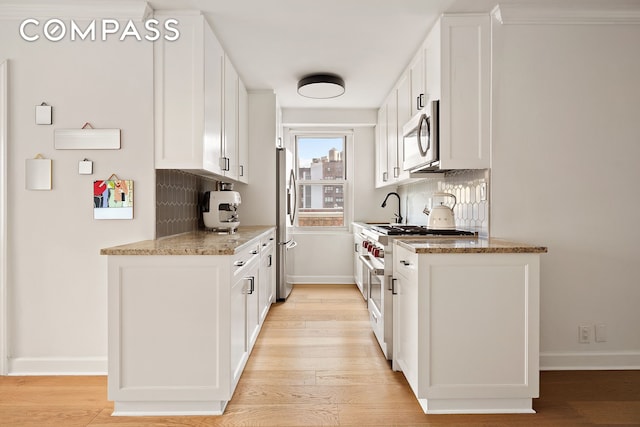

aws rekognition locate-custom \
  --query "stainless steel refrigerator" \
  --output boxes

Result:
[276,147,297,301]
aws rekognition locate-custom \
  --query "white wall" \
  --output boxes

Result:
[1,19,154,374]
[491,18,640,368]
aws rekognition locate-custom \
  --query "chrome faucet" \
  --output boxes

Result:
[381,192,403,224]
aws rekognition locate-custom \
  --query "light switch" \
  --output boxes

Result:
[79,159,93,175]
[35,103,52,125]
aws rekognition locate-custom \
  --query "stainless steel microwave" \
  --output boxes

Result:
[402,100,439,172]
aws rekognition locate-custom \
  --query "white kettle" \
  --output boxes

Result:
[423,192,457,230]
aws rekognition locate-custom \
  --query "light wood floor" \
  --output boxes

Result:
[1,284,639,426]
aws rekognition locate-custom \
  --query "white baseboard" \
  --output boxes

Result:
[540,351,640,370]
[290,275,355,285]
[8,357,107,375]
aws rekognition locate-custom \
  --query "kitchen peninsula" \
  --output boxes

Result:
[101,226,275,416]
[393,237,547,414]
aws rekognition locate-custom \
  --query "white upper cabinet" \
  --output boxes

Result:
[203,20,225,175]
[375,104,388,188]
[395,72,412,182]
[409,46,426,117]
[237,78,249,183]
[438,14,491,170]
[154,12,249,182]
[223,55,239,180]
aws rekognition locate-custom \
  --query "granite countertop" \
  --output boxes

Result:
[395,237,548,254]
[100,226,275,256]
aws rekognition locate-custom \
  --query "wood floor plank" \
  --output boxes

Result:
[569,401,640,425]
[250,343,383,358]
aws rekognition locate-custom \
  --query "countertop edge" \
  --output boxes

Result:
[395,237,548,254]
[100,226,276,256]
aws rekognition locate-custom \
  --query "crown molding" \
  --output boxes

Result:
[0,1,152,21]
[492,3,640,25]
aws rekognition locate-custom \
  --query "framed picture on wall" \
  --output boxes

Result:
[93,175,133,220]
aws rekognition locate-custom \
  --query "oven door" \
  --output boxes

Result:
[359,254,389,358]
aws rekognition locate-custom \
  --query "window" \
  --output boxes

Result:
[294,134,349,228]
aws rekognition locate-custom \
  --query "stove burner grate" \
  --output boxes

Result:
[371,224,476,236]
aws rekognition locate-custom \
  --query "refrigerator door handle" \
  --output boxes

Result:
[279,238,293,246]
[286,240,297,250]
[288,169,296,226]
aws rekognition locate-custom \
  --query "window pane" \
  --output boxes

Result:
[297,183,344,227]
[297,137,344,181]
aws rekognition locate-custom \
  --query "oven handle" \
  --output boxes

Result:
[359,254,384,276]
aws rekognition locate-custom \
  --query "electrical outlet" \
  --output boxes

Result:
[479,181,487,201]
[578,325,591,344]
[595,324,607,342]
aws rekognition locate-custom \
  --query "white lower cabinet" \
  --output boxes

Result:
[258,231,276,323]
[393,244,540,414]
[107,233,273,416]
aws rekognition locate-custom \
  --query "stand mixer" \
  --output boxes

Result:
[202,190,241,233]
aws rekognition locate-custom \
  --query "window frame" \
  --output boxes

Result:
[290,130,353,232]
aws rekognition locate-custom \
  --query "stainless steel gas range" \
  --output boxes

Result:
[357,224,476,361]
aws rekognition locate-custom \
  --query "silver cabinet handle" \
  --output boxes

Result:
[239,165,244,176]
[234,260,245,267]
[246,276,255,294]
[250,250,259,255]
[383,172,388,182]
[393,166,400,178]
[400,260,411,266]
[219,157,230,171]
[268,254,272,267]
[391,277,398,295]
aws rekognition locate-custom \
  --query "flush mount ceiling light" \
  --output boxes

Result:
[297,74,345,99]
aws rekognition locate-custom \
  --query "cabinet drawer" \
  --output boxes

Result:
[394,247,418,279]
[233,243,260,276]
[260,231,276,254]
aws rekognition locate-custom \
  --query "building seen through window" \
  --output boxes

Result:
[296,136,346,227]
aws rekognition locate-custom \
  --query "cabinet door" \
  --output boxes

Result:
[203,23,224,175]
[395,73,412,182]
[410,46,426,116]
[154,14,205,169]
[386,91,398,182]
[353,233,364,295]
[439,15,490,169]
[223,55,239,180]
[424,20,441,105]
[230,274,248,384]
[246,270,260,349]
[375,105,388,188]
[393,248,419,395]
[237,78,249,183]
[259,246,274,323]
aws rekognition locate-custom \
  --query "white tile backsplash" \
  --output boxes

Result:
[399,169,490,237]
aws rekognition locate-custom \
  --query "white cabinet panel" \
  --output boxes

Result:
[238,78,249,183]
[439,15,491,170]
